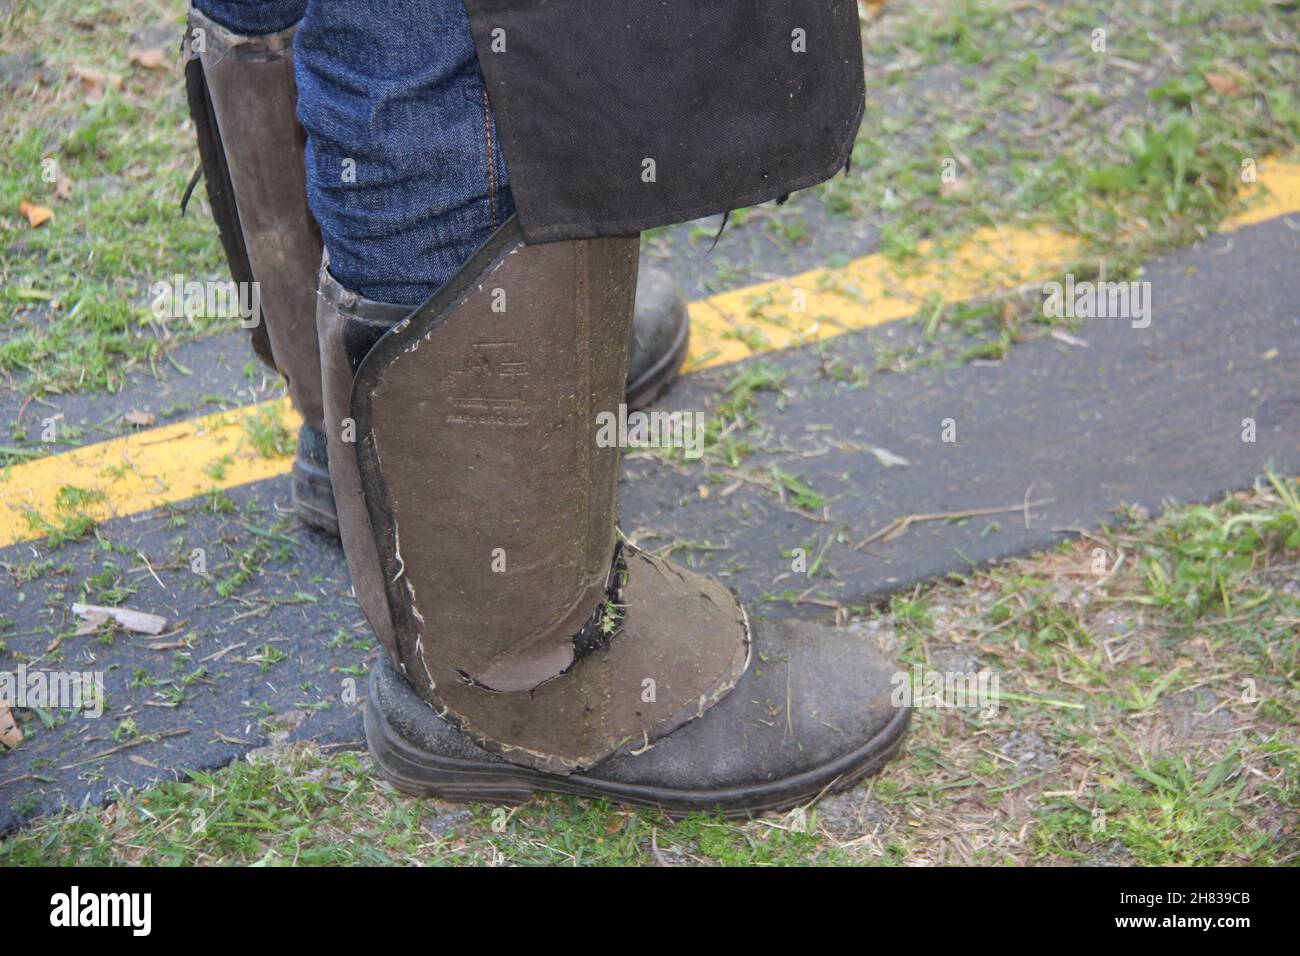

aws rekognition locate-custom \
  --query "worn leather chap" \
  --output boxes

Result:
[337,218,750,773]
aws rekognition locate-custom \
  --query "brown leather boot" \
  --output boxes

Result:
[322,216,908,815]
[183,8,337,534]
[184,4,690,538]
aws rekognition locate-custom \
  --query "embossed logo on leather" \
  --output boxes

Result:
[445,341,530,426]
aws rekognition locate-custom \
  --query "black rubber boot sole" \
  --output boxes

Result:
[363,665,910,819]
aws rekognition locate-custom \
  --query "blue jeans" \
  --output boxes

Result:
[196,0,515,306]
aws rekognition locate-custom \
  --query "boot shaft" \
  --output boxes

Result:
[186,7,326,429]
[320,218,750,773]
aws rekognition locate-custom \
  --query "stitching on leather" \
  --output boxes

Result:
[482,88,498,229]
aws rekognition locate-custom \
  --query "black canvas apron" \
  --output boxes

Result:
[464,0,866,242]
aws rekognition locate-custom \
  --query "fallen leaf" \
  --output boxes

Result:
[125,409,157,427]
[54,174,73,201]
[1204,72,1244,96]
[72,603,167,636]
[71,66,121,102]
[74,67,105,101]
[18,201,52,227]
[0,703,22,750]
[863,0,888,16]
[127,46,168,70]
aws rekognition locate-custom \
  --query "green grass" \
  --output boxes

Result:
[19,484,105,546]
[5,475,1295,866]
[242,403,293,459]
[1,0,230,399]
[829,0,1300,260]
[652,0,1300,365]
[0,744,849,866]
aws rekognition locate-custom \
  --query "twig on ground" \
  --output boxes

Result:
[855,499,1056,550]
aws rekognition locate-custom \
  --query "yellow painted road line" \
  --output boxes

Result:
[3,159,1300,550]
[685,224,1081,372]
[0,403,303,550]
[686,156,1300,373]
[1222,158,1300,230]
